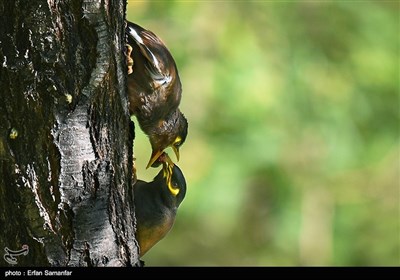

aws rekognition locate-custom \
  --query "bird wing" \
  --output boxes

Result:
[127,23,171,86]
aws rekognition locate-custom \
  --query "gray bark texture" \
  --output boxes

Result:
[0,0,140,266]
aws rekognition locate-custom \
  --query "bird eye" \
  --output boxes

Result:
[173,136,182,147]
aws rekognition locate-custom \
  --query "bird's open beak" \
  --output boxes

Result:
[163,153,175,167]
[161,154,179,196]
[146,149,164,169]
[172,145,180,162]
[146,146,179,169]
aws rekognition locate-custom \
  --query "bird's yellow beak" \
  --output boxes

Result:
[146,149,164,169]
[172,145,180,162]
[161,155,179,196]
[146,145,180,169]
[163,152,175,167]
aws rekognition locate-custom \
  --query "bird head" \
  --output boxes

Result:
[146,109,188,169]
[158,152,187,205]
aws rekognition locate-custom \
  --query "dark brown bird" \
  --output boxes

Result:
[133,153,187,257]
[126,21,188,168]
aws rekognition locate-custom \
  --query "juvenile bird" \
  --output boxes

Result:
[133,153,187,257]
[126,21,188,168]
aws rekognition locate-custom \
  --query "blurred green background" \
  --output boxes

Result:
[127,1,399,266]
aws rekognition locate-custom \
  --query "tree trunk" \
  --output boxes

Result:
[0,0,139,267]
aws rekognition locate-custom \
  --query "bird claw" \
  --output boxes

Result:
[126,44,134,75]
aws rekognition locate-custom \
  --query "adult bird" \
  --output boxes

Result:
[126,21,188,168]
[133,153,187,257]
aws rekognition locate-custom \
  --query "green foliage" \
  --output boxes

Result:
[128,1,399,266]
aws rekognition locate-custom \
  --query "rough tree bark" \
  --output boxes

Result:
[0,0,140,266]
